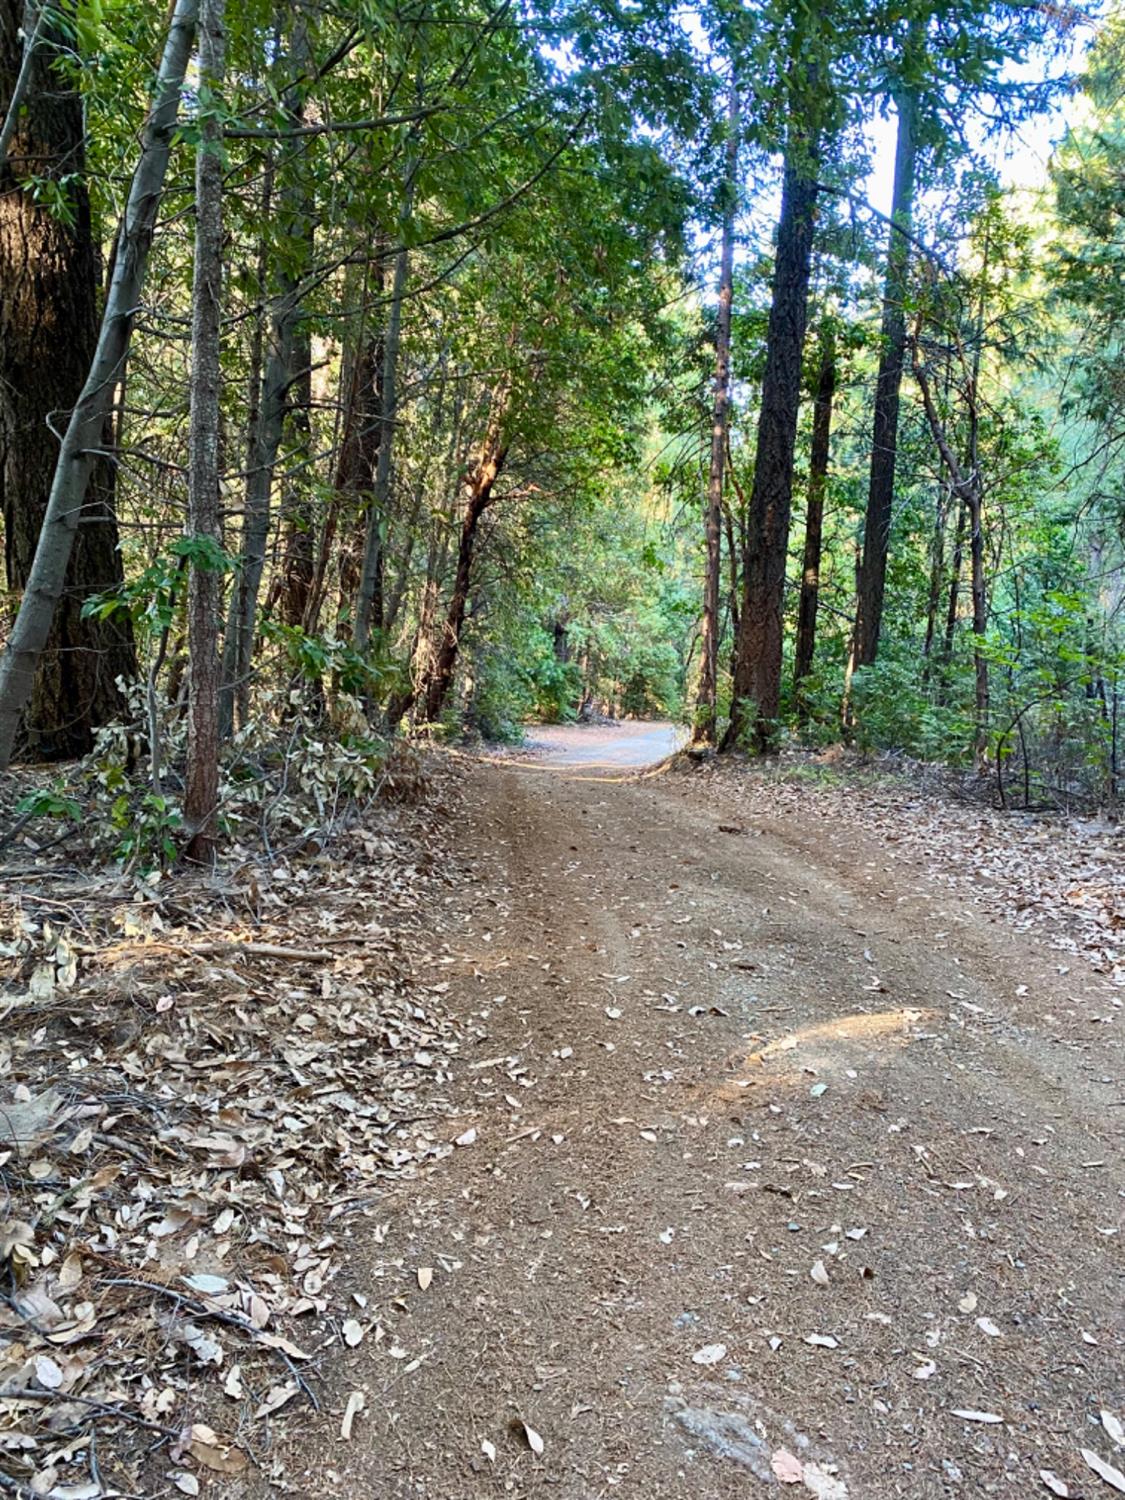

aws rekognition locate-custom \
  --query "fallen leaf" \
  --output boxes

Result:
[181,1322,223,1366]
[951,1409,1003,1424]
[57,1252,83,1290]
[417,1267,433,1291]
[184,1273,229,1295]
[1040,1471,1069,1497]
[481,1438,496,1462]
[33,1354,63,1390]
[521,1421,545,1456]
[1104,1412,1125,1451]
[455,1127,477,1147]
[771,1448,804,1483]
[802,1463,849,1499]
[172,1475,200,1497]
[1083,1449,1125,1493]
[976,1317,1001,1338]
[343,1318,364,1347]
[691,1342,727,1366]
[810,1259,830,1287]
[341,1390,365,1440]
[254,1382,299,1420]
[804,1334,839,1349]
[189,1435,249,1474]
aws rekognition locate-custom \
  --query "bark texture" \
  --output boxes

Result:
[850,84,917,673]
[219,16,309,736]
[183,0,225,861]
[0,0,136,760]
[724,141,820,750]
[0,0,197,770]
[420,438,507,725]
[793,327,836,703]
[693,79,738,747]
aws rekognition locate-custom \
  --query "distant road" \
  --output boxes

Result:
[521,719,686,771]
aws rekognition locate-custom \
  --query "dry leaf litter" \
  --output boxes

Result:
[0,755,475,1497]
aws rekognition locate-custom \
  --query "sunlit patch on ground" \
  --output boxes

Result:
[706,1007,937,1103]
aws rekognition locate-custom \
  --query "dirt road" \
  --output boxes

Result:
[277,752,1123,1499]
[518,719,686,770]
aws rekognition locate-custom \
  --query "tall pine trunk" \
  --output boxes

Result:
[848,77,918,675]
[793,325,836,708]
[0,0,198,771]
[183,0,225,861]
[0,0,136,760]
[693,78,738,747]
[724,135,820,751]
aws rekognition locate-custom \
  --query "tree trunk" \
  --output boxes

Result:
[421,439,507,726]
[183,0,225,863]
[354,194,413,654]
[278,330,314,628]
[941,496,966,674]
[793,325,836,708]
[968,464,989,768]
[913,345,989,767]
[0,0,197,771]
[724,137,820,751]
[218,15,309,736]
[693,77,738,747]
[849,77,918,673]
[921,479,949,669]
[0,0,137,760]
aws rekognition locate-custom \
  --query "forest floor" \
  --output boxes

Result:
[3,731,1123,1499]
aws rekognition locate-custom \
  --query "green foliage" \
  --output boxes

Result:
[15,785,83,823]
[111,792,183,871]
[849,659,974,763]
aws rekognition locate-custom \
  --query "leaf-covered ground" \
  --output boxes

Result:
[2,737,1122,1499]
[0,757,481,1497]
[689,749,1125,986]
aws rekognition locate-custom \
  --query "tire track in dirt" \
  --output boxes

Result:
[262,757,1123,1500]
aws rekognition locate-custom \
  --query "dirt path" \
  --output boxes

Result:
[515,719,686,770]
[271,754,1124,1500]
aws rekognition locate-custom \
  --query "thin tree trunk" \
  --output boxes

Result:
[233,153,272,585]
[693,77,738,747]
[0,0,197,771]
[968,464,988,768]
[421,439,508,725]
[278,330,314,627]
[183,0,225,862]
[308,272,384,637]
[912,345,989,767]
[354,193,414,654]
[0,0,138,760]
[849,74,918,674]
[941,496,966,672]
[921,479,949,669]
[793,325,836,708]
[723,134,821,752]
[0,0,43,176]
[218,15,309,736]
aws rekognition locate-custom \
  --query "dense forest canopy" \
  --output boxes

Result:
[1,0,1123,859]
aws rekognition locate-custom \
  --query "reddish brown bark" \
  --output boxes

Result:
[793,327,836,706]
[0,0,135,759]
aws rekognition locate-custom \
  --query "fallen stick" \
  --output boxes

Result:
[186,940,345,961]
